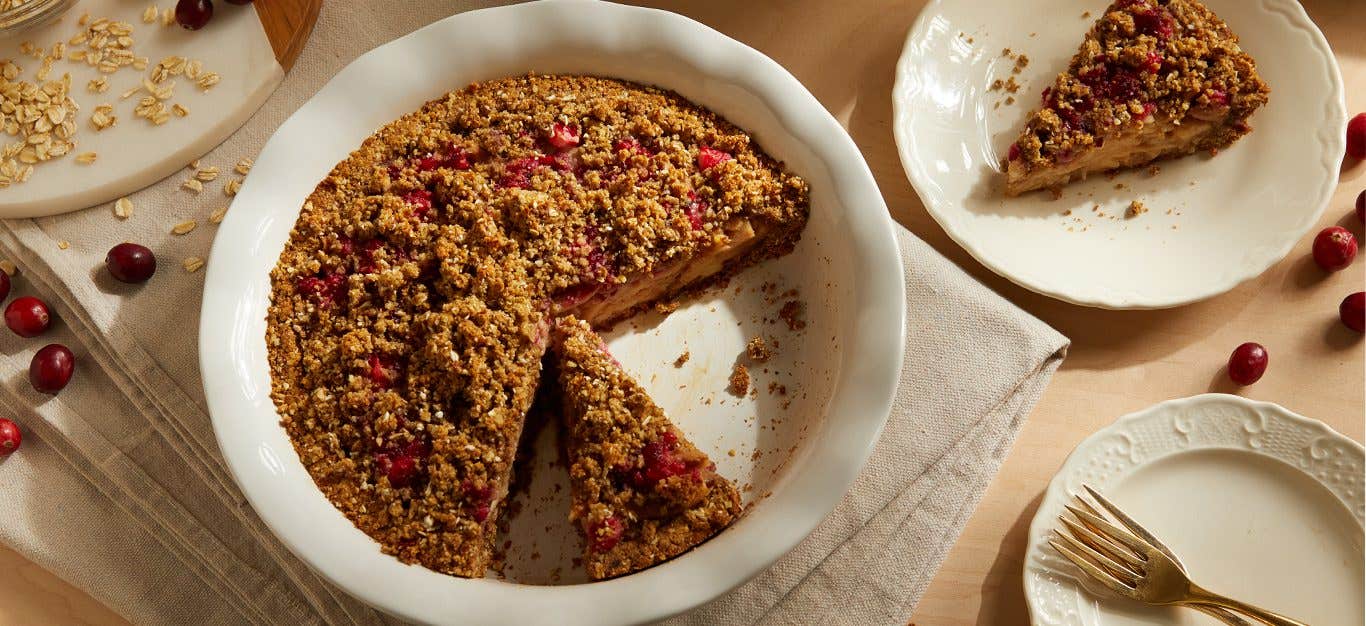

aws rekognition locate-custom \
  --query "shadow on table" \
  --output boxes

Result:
[975,490,1043,626]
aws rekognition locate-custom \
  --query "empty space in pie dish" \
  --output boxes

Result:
[1093,449,1364,625]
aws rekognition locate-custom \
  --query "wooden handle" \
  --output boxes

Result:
[255,0,322,72]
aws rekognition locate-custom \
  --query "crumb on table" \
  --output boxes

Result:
[745,336,772,363]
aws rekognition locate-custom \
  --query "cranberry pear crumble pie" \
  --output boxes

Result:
[551,317,742,580]
[266,74,808,578]
[1004,0,1269,196]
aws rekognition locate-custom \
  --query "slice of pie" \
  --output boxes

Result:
[551,316,741,580]
[1004,0,1269,196]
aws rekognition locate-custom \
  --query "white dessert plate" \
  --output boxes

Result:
[198,1,905,624]
[892,0,1345,309]
[0,0,302,218]
[1024,394,1365,625]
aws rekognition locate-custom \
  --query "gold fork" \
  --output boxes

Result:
[1049,485,1308,626]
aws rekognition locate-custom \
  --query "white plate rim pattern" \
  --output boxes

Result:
[891,0,1346,309]
[1022,393,1365,625]
[197,1,906,624]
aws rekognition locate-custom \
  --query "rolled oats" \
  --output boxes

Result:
[113,196,133,219]
[209,206,228,224]
[75,151,96,164]
[224,178,241,196]
[182,257,204,272]
[234,158,253,175]
[171,220,197,235]
[181,178,203,193]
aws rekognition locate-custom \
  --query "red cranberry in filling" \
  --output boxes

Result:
[548,123,581,151]
[588,515,624,552]
[1143,51,1163,73]
[552,282,601,310]
[696,146,732,171]
[499,154,557,189]
[1130,5,1174,40]
[403,437,432,458]
[367,354,401,389]
[297,271,346,306]
[403,189,433,220]
[636,431,690,485]
[386,455,418,488]
[1007,143,1021,161]
[358,239,386,274]
[463,480,495,522]
[1040,86,1052,106]
[683,192,708,231]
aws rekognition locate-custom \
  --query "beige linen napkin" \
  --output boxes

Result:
[0,2,1068,624]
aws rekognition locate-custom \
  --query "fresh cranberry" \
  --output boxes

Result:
[697,146,732,171]
[297,272,346,307]
[1347,113,1366,160]
[1312,226,1358,272]
[548,123,580,151]
[588,515,624,552]
[29,344,75,394]
[6,296,51,337]
[1007,143,1021,161]
[1342,292,1366,333]
[386,455,418,488]
[174,0,213,30]
[0,418,19,455]
[1356,190,1364,223]
[1227,342,1268,386]
[105,243,157,283]
[0,268,9,302]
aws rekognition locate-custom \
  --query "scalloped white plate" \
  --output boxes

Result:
[198,1,905,624]
[893,0,1345,309]
[1024,394,1364,625]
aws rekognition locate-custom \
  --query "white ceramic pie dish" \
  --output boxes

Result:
[893,0,1345,309]
[198,2,905,624]
[1025,394,1364,625]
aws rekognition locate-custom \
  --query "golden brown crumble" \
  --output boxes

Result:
[1127,200,1148,217]
[552,317,740,580]
[266,75,807,578]
[1006,0,1269,193]
[745,336,772,363]
[728,364,751,397]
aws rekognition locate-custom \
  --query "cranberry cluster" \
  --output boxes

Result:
[1229,113,1366,385]
[1,241,164,455]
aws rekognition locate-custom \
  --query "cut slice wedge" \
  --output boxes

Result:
[1004,0,1269,196]
[551,316,741,580]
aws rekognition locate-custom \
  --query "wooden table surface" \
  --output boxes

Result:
[1,1,1362,624]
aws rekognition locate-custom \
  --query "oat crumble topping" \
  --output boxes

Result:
[266,75,808,578]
